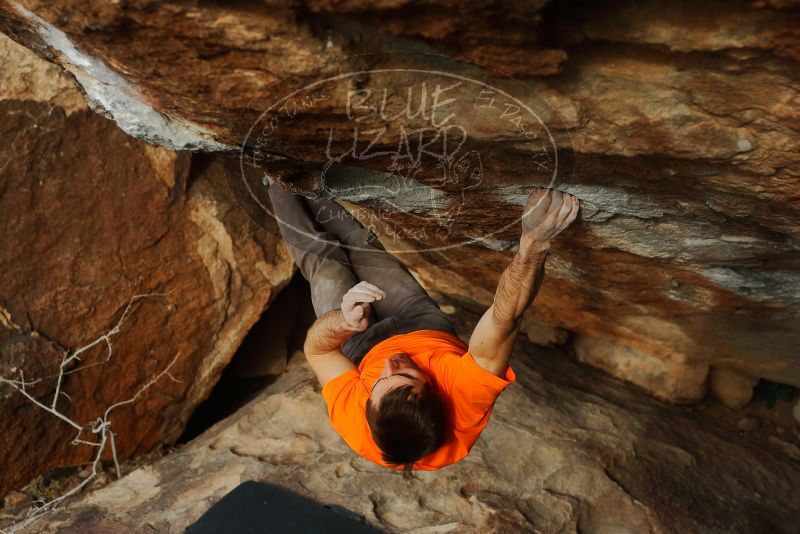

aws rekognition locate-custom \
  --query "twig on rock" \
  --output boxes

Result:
[0,291,182,533]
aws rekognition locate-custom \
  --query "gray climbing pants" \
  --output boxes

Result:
[267,182,457,363]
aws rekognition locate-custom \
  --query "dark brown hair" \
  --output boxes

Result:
[366,383,448,479]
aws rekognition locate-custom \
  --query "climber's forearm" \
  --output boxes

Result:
[303,309,360,358]
[302,282,381,385]
[491,235,550,331]
[302,309,360,386]
[468,236,549,376]
[469,188,577,376]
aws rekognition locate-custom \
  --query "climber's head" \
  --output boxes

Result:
[367,352,448,478]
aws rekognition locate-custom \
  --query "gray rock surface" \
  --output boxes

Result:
[8,331,799,534]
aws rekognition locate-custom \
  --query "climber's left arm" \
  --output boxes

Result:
[468,189,579,377]
[303,309,359,385]
[303,281,385,386]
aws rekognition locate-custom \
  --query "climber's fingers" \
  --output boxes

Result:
[343,291,377,308]
[344,283,384,303]
[525,187,552,217]
[566,195,580,226]
[354,281,385,298]
[352,303,366,319]
[342,300,370,331]
[556,194,579,228]
[522,188,580,240]
[555,193,573,226]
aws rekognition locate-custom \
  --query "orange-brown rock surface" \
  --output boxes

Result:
[0,33,293,495]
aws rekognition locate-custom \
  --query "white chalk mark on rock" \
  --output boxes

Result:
[12,2,233,152]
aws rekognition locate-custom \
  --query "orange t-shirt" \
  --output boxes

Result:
[321,329,515,470]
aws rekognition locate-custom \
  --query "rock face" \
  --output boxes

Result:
[710,366,759,409]
[0,0,797,403]
[0,33,294,495]
[3,0,800,519]
[10,325,800,534]
[574,334,709,404]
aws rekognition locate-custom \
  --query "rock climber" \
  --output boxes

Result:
[268,182,579,476]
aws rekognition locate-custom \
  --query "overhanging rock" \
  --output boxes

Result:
[1,0,798,397]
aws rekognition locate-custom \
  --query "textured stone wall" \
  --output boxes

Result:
[0,33,294,495]
[1,0,799,501]
[1,0,797,407]
[11,323,800,533]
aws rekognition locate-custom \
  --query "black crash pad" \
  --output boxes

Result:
[185,480,384,534]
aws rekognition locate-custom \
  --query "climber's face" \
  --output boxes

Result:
[370,353,429,406]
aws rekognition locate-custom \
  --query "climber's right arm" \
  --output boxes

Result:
[468,189,579,377]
